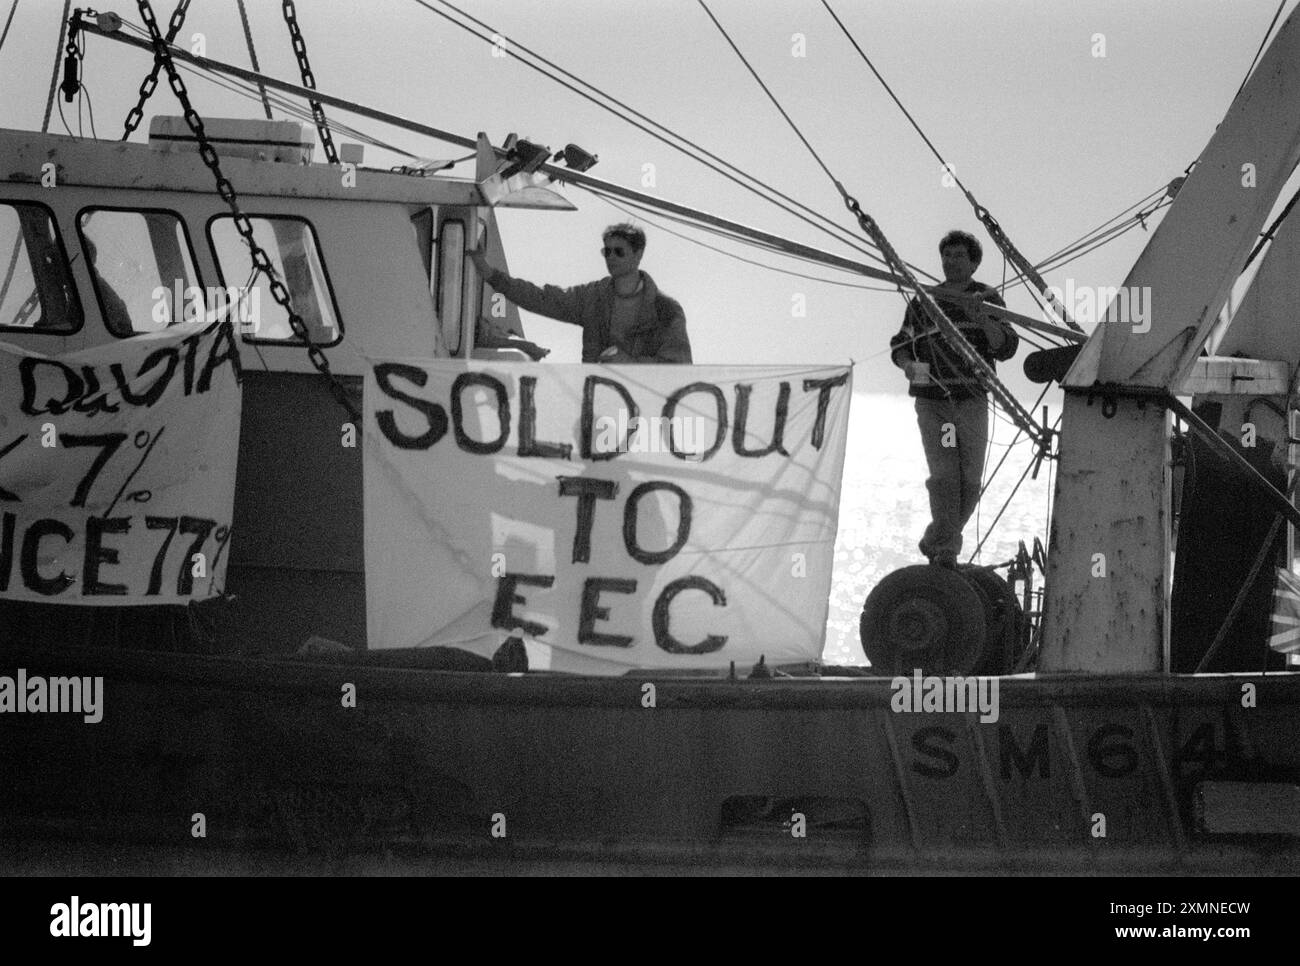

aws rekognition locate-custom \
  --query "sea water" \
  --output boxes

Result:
[824,393,1057,665]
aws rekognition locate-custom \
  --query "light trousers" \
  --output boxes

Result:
[914,394,989,562]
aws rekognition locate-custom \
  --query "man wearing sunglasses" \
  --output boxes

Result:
[469,223,692,364]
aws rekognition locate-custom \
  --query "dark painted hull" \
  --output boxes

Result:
[1,641,1298,873]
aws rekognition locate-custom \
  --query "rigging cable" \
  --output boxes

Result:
[977,383,1053,505]
[968,406,1061,564]
[819,0,1082,332]
[410,0,933,280]
[1234,0,1288,102]
[697,0,1046,446]
[41,0,71,132]
[0,0,18,54]
[156,41,421,158]
[1243,180,1300,272]
[576,180,899,283]
[236,0,273,120]
[581,184,900,292]
[114,15,425,159]
[693,0,837,188]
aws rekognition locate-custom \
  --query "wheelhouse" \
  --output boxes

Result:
[0,120,529,653]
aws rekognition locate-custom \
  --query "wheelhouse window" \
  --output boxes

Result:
[410,208,433,285]
[208,215,341,345]
[437,219,465,355]
[78,208,201,336]
[0,202,81,333]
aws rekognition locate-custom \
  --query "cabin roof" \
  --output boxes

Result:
[0,126,484,206]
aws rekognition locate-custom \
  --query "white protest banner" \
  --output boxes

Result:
[0,316,242,604]
[364,362,851,673]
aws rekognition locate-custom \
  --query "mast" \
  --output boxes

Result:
[1042,7,1300,672]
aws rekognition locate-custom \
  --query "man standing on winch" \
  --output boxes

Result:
[890,230,1018,569]
[468,223,692,364]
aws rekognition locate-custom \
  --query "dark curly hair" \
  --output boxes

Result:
[939,229,982,266]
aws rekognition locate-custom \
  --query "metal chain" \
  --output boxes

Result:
[121,0,190,140]
[838,184,1046,448]
[968,198,1083,333]
[135,0,361,425]
[281,0,338,164]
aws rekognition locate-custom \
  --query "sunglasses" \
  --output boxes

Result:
[601,246,629,257]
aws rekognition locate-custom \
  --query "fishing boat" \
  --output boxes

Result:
[1,2,1299,874]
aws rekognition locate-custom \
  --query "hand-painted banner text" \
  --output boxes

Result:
[364,362,851,673]
[0,318,241,604]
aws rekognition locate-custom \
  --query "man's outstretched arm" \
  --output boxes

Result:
[469,244,587,327]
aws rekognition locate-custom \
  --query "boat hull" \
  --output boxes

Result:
[1,642,1297,873]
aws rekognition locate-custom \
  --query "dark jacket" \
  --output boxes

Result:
[890,281,1017,399]
[482,267,692,363]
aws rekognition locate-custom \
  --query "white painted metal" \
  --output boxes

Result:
[1047,10,1300,673]
[1064,8,1300,390]
[1215,202,1300,369]
[1180,357,1290,395]
[1042,395,1170,672]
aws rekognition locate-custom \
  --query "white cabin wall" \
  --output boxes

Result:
[0,185,442,371]
[200,197,441,374]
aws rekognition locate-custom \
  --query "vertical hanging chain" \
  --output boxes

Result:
[838,184,1047,450]
[281,0,338,164]
[135,0,360,425]
[121,0,190,140]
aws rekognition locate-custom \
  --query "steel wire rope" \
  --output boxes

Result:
[579,181,855,265]
[410,0,932,279]
[1036,185,1170,266]
[583,187,899,291]
[578,182,901,290]
[0,0,18,54]
[1243,179,1300,272]
[578,181,901,286]
[120,9,376,153]
[1037,202,1171,273]
[994,196,1172,297]
[697,0,1049,450]
[169,51,419,157]
[976,382,1052,503]
[114,19,427,159]
[1234,0,1289,102]
[236,0,273,119]
[968,405,1060,564]
[118,8,911,298]
[75,27,97,139]
[41,0,71,132]
[818,0,1082,331]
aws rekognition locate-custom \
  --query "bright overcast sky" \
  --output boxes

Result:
[1,0,1294,403]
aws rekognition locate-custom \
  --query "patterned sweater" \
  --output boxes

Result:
[889,281,1017,400]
